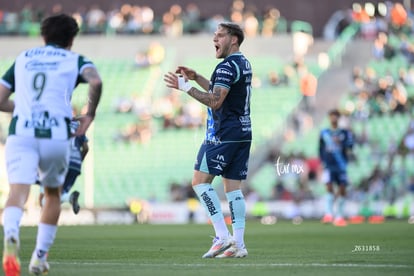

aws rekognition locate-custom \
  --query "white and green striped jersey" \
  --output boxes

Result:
[0,44,95,139]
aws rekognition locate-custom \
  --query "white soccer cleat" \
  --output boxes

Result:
[216,245,248,258]
[202,236,233,258]
[28,254,49,275]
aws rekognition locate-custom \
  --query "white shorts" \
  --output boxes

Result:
[5,135,70,188]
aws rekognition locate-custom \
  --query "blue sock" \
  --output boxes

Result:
[325,193,334,216]
[193,183,229,239]
[226,190,246,248]
[337,196,345,218]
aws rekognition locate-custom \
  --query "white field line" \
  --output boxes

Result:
[50,262,414,269]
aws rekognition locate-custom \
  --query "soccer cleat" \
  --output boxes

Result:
[3,237,21,276]
[28,253,49,275]
[69,191,80,215]
[321,214,333,224]
[202,236,233,258]
[333,217,348,227]
[216,245,248,258]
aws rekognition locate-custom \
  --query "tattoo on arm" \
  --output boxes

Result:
[187,86,228,110]
[81,67,102,117]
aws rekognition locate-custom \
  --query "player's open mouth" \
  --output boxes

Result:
[215,45,219,52]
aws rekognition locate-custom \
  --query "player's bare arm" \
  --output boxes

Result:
[81,67,103,118]
[187,86,229,110]
[81,141,89,160]
[76,67,102,136]
[0,84,14,112]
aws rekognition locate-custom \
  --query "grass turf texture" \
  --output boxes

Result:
[11,220,414,276]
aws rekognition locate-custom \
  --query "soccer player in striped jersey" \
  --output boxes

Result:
[319,109,353,227]
[0,14,102,275]
[164,22,252,258]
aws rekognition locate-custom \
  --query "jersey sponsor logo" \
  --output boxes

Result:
[229,201,235,223]
[240,170,248,176]
[200,191,219,216]
[210,154,227,171]
[216,68,233,76]
[239,115,251,125]
[25,48,67,58]
[24,117,59,129]
[223,61,231,67]
[216,154,225,161]
[215,76,231,83]
[243,69,252,75]
[25,60,59,71]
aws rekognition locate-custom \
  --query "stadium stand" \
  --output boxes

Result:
[1,2,413,219]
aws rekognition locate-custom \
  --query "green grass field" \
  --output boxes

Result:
[12,220,414,276]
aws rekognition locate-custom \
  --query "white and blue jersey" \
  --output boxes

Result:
[205,52,252,144]
[195,52,252,180]
[319,128,353,172]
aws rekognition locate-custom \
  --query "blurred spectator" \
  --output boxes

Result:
[85,4,106,33]
[261,8,280,37]
[272,181,293,201]
[51,4,63,15]
[243,11,259,37]
[114,119,153,144]
[135,42,165,68]
[206,14,225,33]
[161,4,183,37]
[268,71,288,86]
[299,68,318,113]
[183,3,201,33]
[400,41,414,64]
[390,3,407,29]
[372,32,396,60]
[141,6,154,34]
[399,67,414,86]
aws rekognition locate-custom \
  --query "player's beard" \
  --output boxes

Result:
[217,43,232,59]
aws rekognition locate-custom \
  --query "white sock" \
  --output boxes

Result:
[233,228,245,249]
[337,196,346,219]
[2,206,23,241]
[325,193,334,216]
[226,190,246,248]
[34,223,58,260]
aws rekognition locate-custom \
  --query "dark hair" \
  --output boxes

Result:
[41,14,79,48]
[219,22,244,46]
[329,109,341,117]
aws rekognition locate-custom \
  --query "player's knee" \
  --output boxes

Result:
[6,184,31,207]
[339,186,347,196]
[326,184,334,193]
[44,187,60,197]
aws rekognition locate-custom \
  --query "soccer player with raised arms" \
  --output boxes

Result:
[164,22,252,258]
[0,14,102,275]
